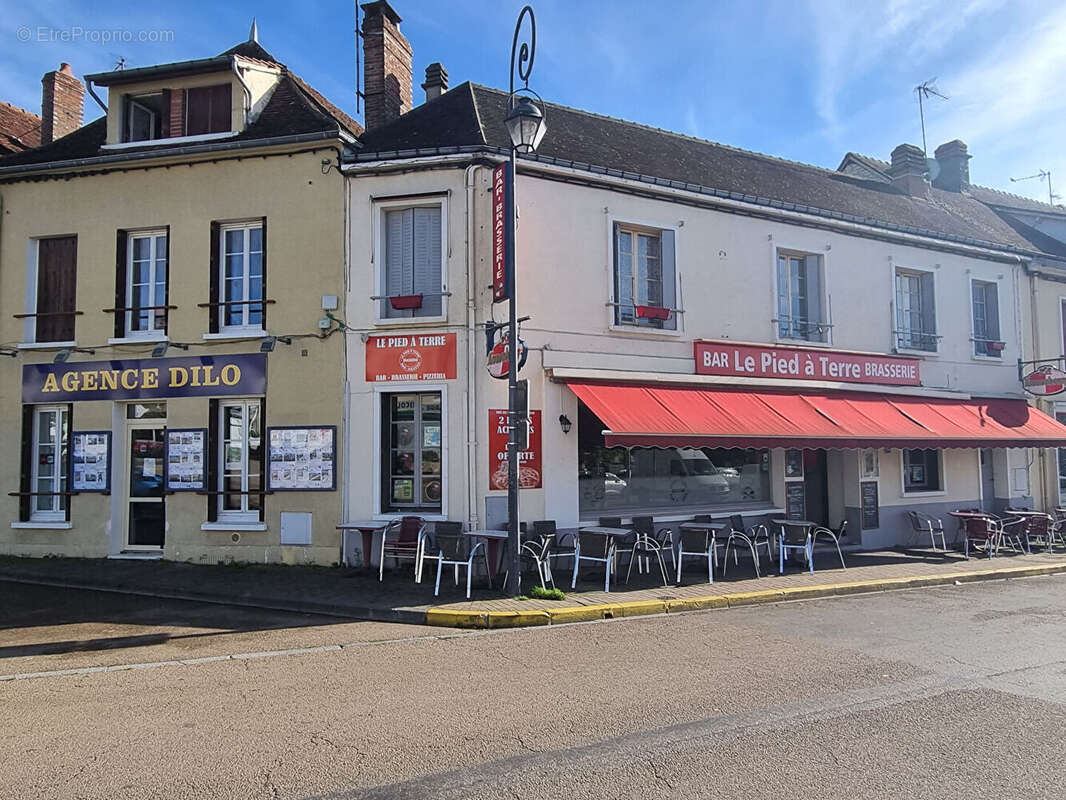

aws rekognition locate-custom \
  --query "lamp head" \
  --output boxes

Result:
[505,95,546,154]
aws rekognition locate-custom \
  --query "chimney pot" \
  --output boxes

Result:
[361,0,413,131]
[888,143,929,196]
[41,62,84,145]
[421,62,448,102]
[932,139,971,193]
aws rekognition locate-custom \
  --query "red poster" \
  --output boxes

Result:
[694,341,920,386]
[365,333,457,382]
[492,163,509,303]
[489,409,541,489]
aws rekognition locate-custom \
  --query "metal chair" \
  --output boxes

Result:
[675,526,715,585]
[630,515,675,575]
[811,521,847,569]
[1020,513,1057,553]
[572,530,617,592]
[962,515,998,559]
[777,521,814,574]
[599,516,636,575]
[722,514,771,577]
[417,521,463,585]
[691,514,724,566]
[996,515,1027,554]
[379,516,426,581]
[541,520,577,574]
[518,529,555,589]
[625,516,669,585]
[425,531,485,599]
[907,511,947,550]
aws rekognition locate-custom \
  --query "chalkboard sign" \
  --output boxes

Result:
[861,480,879,529]
[785,482,806,520]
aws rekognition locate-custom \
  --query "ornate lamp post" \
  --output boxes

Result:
[504,5,546,596]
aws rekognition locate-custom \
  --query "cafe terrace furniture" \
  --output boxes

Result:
[674,523,716,584]
[906,511,948,551]
[503,529,555,590]
[1014,512,1059,553]
[624,523,670,586]
[378,516,427,581]
[773,519,818,575]
[462,529,510,586]
[426,530,485,599]
[631,515,676,576]
[572,527,630,592]
[722,514,771,578]
[336,520,388,568]
[416,521,464,585]
[599,517,638,576]
[811,521,847,569]
[995,515,1028,554]
[949,511,998,558]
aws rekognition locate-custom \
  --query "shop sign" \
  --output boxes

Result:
[365,333,457,382]
[1022,366,1066,396]
[486,336,527,379]
[22,354,266,403]
[489,409,541,489]
[694,341,920,387]
[492,163,510,303]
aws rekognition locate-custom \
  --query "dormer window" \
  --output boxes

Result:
[120,84,232,144]
[186,84,232,136]
[124,93,165,142]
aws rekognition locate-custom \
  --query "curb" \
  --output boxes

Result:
[423,562,1066,629]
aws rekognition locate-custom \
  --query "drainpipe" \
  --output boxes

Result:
[1028,264,1051,507]
[465,163,480,528]
[84,78,107,112]
[231,57,253,123]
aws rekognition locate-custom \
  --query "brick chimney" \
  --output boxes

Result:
[888,144,928,196]
[421,62,448,103]
[361,1,412,131]
[41,62,84,145]
[932,139,971,193]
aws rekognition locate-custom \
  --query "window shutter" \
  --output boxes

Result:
[18,406,32,522]
[920,271,937,336]
[412,207,442,316]
[776,253,789,335]
[383,209,408,318]
[660,229,677,331]
[162,226,171,334]
[207,399,219,522]
[115,230,128,339]
[986,282,1000,341]
[211,84,232,133]
[36,236,77,343]
[209,222,220,333]
[259,217,267,329]
[160,89,171,138]
[805,256,823,340]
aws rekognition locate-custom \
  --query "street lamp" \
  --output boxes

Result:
[504,5,546,597]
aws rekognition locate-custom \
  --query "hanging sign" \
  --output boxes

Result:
[365,333,457,382]
[488,409,541,489]
[492,163,510,303]
[486,337,527,379]
[1022,366,1066,396]
[695,341,920,387]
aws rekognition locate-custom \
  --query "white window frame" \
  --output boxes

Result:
[217,398,263,523]
[893,264,940,355]
[31,405,69,522]
[125,229,169,338]
[606,215,682,337]
[125,93,162,143]
[372,196,448,326]
[772,245,830,345]
[370,384,449,521]
[970,276,1003,360]
[218,221,265,335]
[900,448,946,496]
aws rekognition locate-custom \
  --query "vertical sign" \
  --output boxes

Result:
[860,480,880,530]
[785,482,806,521]
[489,409,541,489]
[492,163,509,303]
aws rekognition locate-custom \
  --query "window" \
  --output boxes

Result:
[218,400,263,520]
[29,406,69,521]
[185,84,232,136]
[124,93,165,142]
[216,221,265,332]
[903,449,942,493]
[380,205,443,319]
[895,268,938,351]
[613,224,676,330]
[972,280,1001,357]
[776,251,826,341]
[382,393,442,511]
[119,230,168,337]
[32,236,78,343]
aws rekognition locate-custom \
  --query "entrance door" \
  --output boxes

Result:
[803,449,829,526]
[126,403,167,550]
[980,449,996,512]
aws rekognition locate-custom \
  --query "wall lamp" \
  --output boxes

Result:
[54,347,95,363]
[260,335,292,353]
[152,341,189,358]
[558,414,572,434]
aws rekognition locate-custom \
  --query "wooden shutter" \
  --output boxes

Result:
[258,217,267,329]
[776,253,790,334]
[920,271,937,340]
[985,282,1000,341]
[185,87,208,136]
[210,84,231,133]
[114,230,128,338]
[209,222,220,333]
[805,255,823,340]
[18,406,33,522]
[36,236,77,343]
[412,207,442,316]
[186,84,231,135]
[160,89,171,138]
[163,226,171,334]
[660,229,677,331]
[207,399,219,522]
[384,209,408,318]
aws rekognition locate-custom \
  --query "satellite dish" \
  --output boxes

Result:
[925,158,940,182]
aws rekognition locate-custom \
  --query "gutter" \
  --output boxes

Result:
[231,57,253,121]
[85,79,107,113]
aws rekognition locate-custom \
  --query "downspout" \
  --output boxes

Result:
[465,163,480,528]
[340,148,352,555]
[1028,262,1051,507]
[231,58,253,123]
[84,78,107,112]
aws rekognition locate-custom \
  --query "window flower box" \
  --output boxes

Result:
[985,340,1005,352]
[389,294,424,311]
[635,305,670,320]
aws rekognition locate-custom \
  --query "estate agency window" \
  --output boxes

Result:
[382,393,442,511]
[31,236,78,343]
[776,251,826,342]
[214,221,265,332]
[25,406,70,521]
[117,230,168,337]
[379,205,443,319]
[218,400,263,520]
[613,223,677,330]
[903,449,942,493]
[971,279,1001,357]
[894,269,937,352]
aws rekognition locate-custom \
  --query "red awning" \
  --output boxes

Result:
[565,381,1066,449]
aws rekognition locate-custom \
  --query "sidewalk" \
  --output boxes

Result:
[2,549,1065,629]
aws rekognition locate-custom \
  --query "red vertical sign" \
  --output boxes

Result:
[492,163,508,303]
[489,409,541,489]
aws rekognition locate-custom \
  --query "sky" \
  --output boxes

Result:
[2,0,1063,204]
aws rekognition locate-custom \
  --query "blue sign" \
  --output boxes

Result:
[22,354,267,403]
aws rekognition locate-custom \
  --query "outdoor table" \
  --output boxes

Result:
[463,530,510,583]
[336,520,388,568]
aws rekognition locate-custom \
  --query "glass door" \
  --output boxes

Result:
[126,403,166,549]
[384,392,442,511]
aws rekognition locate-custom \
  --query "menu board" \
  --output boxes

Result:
[861,481,880,530]
[71,431,111,493]
[266,426,336,491]
[785,481,806,520]
[165,428,207,492]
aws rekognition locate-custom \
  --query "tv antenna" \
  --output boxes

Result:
[110,55,127,71]
[1011,170,1059,206]
[914,79,948,155]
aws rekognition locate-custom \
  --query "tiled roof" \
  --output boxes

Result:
[357,83,1040,254]
[0,100,41,153]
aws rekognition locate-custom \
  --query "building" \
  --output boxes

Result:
[0,30,358,564]
[339,1,1066,561]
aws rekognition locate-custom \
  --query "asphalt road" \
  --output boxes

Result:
[2,576,1066,799]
